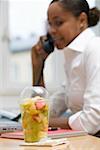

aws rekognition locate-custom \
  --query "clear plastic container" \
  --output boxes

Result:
[20,86,49,143]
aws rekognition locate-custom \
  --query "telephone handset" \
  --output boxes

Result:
[33,33,54,86]
[41,33,54,54]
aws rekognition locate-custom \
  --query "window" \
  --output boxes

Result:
[0,0,50,95]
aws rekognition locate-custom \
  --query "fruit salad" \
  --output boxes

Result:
[20,96,49,143]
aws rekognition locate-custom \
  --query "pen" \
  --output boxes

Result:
[48,127,59,131]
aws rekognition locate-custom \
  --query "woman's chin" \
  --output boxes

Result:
[55,44,66,49]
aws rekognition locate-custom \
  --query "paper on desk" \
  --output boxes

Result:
[20,138,69,147]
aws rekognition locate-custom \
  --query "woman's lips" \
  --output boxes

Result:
[53,37,63,45]
[52,37,60,43]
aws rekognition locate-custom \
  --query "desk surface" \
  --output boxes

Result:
[0,135,100,150]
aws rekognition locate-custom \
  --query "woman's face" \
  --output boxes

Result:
[47,2,86,49]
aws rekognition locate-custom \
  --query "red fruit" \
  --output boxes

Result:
[35,101,46,110]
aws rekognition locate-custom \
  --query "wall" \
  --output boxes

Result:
[94,0,100,35]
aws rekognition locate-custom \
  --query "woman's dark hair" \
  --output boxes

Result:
[50,0,100,27]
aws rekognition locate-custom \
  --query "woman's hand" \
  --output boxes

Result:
[31,36,49,86]
[49,117,71,129]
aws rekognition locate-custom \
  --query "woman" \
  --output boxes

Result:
[32,0,100,135]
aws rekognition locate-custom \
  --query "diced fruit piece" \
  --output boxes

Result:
[35,101,46,110]
[29,103,38,115]
[32,114,41,122]
[20,98,33,110]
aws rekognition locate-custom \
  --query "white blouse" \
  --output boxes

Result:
[49,28,100,134]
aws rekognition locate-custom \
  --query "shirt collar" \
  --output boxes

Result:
[64,28,95,53]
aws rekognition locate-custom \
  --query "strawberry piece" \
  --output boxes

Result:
[35,101,46,110]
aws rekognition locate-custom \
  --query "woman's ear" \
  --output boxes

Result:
[79,12,88,31]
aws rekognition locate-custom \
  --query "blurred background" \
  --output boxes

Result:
[0,0,100,113]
